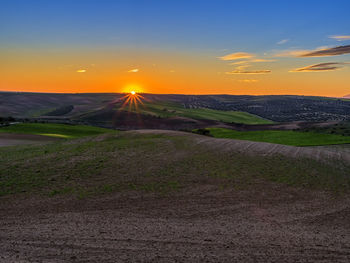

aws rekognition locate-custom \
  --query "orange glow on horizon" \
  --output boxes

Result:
[0,47,349,97]
[121,84,144,94]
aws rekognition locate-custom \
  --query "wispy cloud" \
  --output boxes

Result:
[274,45,350,57]
[329,35,350,41]
[238,79,259,83]
[230,58,275,66]
[226,70,271,74]
[128,69,139,73]
[235,64,250,70]
[219,52,254,61]
[300,45,350,57]
[230,61,249,65]
[76,69,86,73]
[277,39,289,45]
[274,49,310,57]
[250,59,276,62]
[290,62,348,72]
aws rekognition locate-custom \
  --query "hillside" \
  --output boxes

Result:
[1,93,350,127]
[0,123,113,139]
[1,126,349,197]
[1,129,350,261]
[203,127,350,146]
[116,100,272,124]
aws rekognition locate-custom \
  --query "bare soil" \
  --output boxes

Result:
[312,144,350,154]
[132,130,350,163]
[1,130,350,262]
[0,184,349,262]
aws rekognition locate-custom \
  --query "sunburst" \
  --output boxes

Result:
[119,91,145,111]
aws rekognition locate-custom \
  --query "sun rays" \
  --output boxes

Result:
[119,91,145,112]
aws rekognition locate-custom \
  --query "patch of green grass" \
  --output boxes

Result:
[0,123,115,139]
[119,101,273,124]
[205,127,350,146]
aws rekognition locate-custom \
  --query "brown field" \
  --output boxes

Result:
[1,183,349,262]
[0,130,350,262]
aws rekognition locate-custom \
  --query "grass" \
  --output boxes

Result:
[0,123,115,139]
[299,122,350,137]
[205,127,350,146]
[0,132,349,198]
[119,101,273,124]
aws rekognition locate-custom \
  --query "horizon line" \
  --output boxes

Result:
[0,90,348,98]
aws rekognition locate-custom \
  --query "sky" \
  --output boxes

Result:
[1,0,350,96]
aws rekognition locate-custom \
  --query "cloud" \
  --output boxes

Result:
[76,69,86,73]
[235,64,250,70]
[290,62,348,72]
[238,79,259,83]
[250,59,276,62]
[300,45,350,57]
[230,60,249,65]
[329,35,350,41]
[274,49,310,57]
[274,45,350,57]
[277,39,289,45]
[219,52,254,61]
[230,59,275,66]
[128,69,139,73]
[226,70,271,74]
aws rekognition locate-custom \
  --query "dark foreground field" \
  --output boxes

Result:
[1,183,350,262]
[1,130,350,262]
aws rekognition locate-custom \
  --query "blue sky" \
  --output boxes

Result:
[2,0,349,50]
[1,0,350,96]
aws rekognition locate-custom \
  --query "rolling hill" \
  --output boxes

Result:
[116,100,272,124]
[1,124,350,262]
[203,127,350,146]
[1,127,349,197]
[0,123,113,139]
[1,93,350,129]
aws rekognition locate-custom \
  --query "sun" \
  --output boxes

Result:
[118,88,145,112]
[122,84,143,94]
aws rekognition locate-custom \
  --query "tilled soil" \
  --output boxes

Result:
[1,130,350,262]
[1,184,349,262]
[132,130,350,163]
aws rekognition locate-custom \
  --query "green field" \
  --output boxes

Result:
[0,131,349,198]
[120,101,273,124]
[0,123,114,139]
[299,122,350,136]
[205,127,350,146]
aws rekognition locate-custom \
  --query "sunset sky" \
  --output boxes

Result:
[1,0,350,96]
